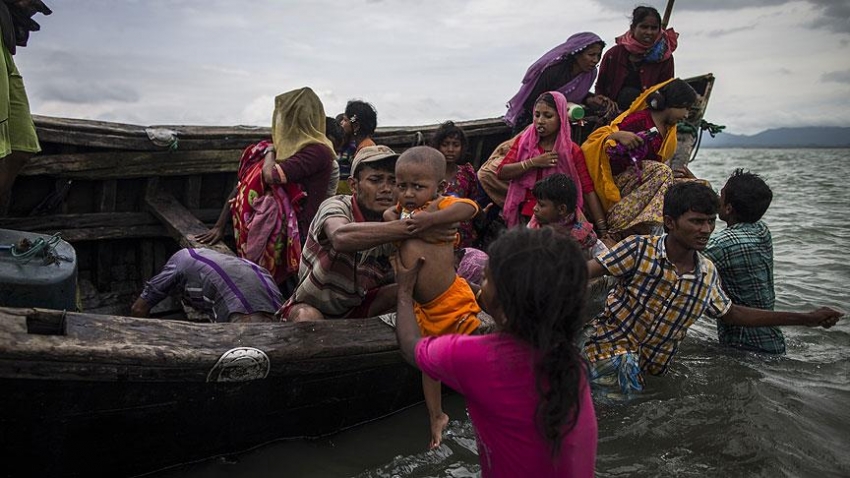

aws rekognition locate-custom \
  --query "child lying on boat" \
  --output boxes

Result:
[383,146,483,449]
[130,248,282,323]
[527,173,607,259]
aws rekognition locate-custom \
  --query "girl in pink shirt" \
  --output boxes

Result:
[393,227,597,477]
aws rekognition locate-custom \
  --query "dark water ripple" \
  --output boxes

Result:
[161,149,850,477]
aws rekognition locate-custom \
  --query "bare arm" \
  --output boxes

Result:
[130,297,152,318]
[325,216,412,253]
[261,150,283,185]
[407,201,476,235]
[195,186,237,245]
[392,256,425,366]
[583,191,608,236]
[587,258,607,280]
[498,152,560,180]
[720,305,843,328]
[608,131,643,149]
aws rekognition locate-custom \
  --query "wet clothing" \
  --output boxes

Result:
[416,332,597,478]
[281,195,394,319]
[414,275,480,336]
[703,221,785,354]
[583,235,732,378]
[139,248,283,322]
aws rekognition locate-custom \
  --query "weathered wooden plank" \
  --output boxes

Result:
[183,177,202,210]
[0,210,222,241]
[20,150,244,179]
[144,187,233,255]
[33,114,510,153]
[0,307,404,381]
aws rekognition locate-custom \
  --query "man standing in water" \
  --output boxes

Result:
[583,181,843,394]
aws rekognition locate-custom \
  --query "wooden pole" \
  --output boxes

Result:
[661,0,675,28]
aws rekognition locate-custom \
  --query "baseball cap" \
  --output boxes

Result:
[350,145,399,177]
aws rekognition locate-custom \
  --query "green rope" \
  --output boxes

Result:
[7,232,64,260]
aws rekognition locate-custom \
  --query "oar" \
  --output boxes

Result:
[661,0,675,28]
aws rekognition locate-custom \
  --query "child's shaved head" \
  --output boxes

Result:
[397,146,446,181]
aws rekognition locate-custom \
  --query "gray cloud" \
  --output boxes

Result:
[821,70,850,84]
[694,24,757,38]
[36,81,140,104]
[592,0,788,13]
[593,0,849,34]
[808,0,850,34]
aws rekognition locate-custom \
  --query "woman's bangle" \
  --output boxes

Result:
[521,160,530,171]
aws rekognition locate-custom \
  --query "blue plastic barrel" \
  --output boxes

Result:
[0,228,77,310]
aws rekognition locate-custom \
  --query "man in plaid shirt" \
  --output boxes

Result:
[583,182,842,394]
[703,169,784,354]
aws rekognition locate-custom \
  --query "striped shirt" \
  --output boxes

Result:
[286,195,395,318]
[139,248,283,322]
[584,235,732,376]
[703,221,785,354]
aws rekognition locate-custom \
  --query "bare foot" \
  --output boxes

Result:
[429,412,449,449]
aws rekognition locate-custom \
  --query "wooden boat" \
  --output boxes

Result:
[0,73,715,477]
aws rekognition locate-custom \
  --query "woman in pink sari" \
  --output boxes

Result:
[497,91,607,235]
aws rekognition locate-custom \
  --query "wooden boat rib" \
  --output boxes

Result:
[0,73,715,477]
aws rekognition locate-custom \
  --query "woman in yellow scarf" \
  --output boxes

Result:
[581,78,697,242]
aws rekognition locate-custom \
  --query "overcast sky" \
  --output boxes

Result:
[13,0,850,135]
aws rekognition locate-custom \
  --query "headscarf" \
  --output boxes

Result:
[271,87,335,161]
[615,28,678,63]
[504,32,604,127]
[581,78,678,211]
[502,91,583,228]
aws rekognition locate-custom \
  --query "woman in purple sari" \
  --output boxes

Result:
[505,32,617,134]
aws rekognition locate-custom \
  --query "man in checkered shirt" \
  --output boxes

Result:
[582,181,842,395]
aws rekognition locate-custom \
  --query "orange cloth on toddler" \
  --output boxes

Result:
[414,275,481,336]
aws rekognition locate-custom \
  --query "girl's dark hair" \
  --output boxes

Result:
[630,5,662,28]
[487,227,588,455]
[345,100,378,138]
[724,168,773,223]
[430,121,468,162]
[532,173,578,212]
[659,78,698,108]
[534,92,558,111]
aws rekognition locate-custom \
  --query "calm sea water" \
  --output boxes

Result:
[158,148,850,478]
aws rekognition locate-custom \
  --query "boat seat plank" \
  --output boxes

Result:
[144,187,233,255]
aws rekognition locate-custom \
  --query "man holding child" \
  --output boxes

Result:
[278,145,457,322]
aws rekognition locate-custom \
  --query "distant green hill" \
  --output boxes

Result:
[702,127,850,148]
